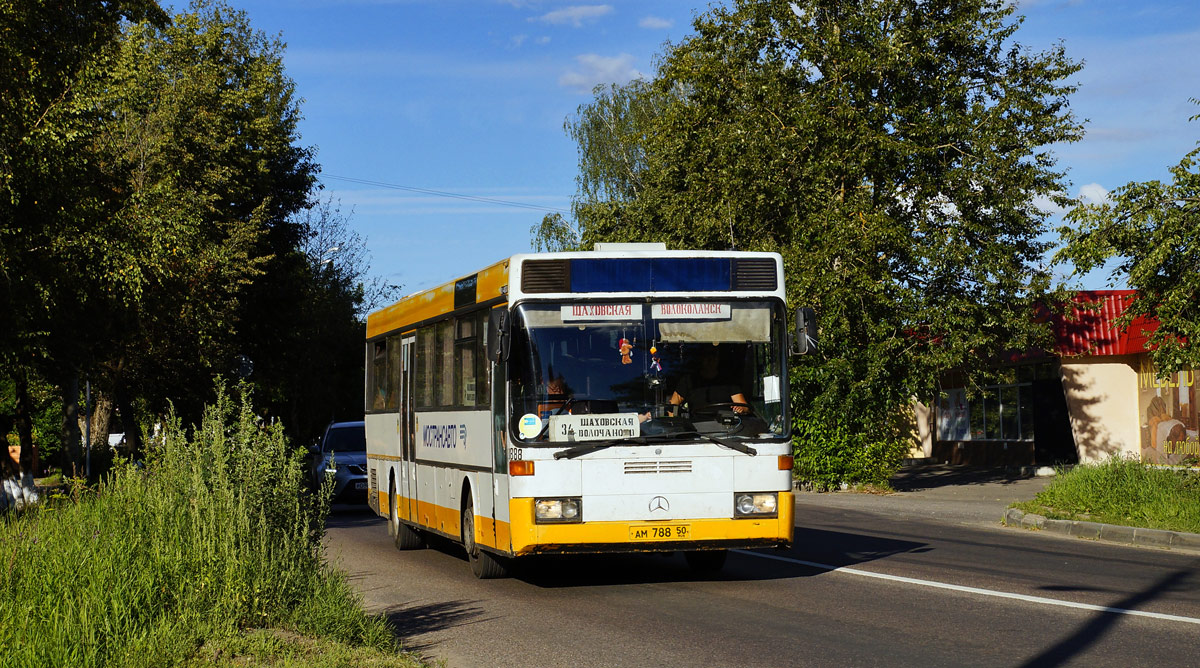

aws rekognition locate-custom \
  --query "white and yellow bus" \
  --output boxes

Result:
[364,243,814,578]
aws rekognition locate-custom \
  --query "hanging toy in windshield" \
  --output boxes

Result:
[619,337,634,365]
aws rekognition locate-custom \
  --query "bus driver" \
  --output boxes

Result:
[669,345,750,416]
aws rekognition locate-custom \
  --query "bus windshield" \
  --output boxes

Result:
[508,300,788,444]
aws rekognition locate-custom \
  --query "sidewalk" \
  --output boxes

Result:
[794,462,1200,554]
[795,462,1054,528]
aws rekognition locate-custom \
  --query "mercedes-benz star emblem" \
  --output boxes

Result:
[649,496,669,512]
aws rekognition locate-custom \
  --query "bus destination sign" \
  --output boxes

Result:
[561,304,643,322]
[549,413,639,442]
[650,303,731,320]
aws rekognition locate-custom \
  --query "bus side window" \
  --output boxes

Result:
[385,335,402,411]
[416,325,435,409]
[455,314,478,407]
[436,320,454,407]
[370,340,387,411]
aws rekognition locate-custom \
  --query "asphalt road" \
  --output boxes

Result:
[324,493,1200,668]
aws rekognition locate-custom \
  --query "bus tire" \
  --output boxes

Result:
[462,493,508,579]
[684,549,727,573]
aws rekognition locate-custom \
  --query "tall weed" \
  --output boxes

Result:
[0,383,393,667]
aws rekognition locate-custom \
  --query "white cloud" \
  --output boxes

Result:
[1032,193,1066,217]
[638,15,672,29]
[535,36,551,45]
[510,34,527,48]
[1078,183,1110,205]
[533,4,612,27]
[558,53,643,92]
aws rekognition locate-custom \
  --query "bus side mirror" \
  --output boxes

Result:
[488,308,511,362]
[792,307,817,356]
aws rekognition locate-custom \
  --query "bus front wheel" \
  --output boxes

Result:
[462,494,508,579]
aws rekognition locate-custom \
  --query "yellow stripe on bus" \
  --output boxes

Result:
[380,492,793,557]
[383,493,513,551]
[508,493,795,556]
[366,258,508,339]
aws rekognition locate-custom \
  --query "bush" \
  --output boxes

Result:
[792,417,909,490]
[0,383,398,667]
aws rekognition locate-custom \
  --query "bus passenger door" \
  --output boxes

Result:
[490,357,510,551]
[401,336,417,521]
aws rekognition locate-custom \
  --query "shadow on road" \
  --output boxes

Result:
[504,525,928,588]
[382,599,491,655]
[324,505,384,529]
[1020,561,1200,668]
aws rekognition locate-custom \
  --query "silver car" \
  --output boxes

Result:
[311,421,368,504]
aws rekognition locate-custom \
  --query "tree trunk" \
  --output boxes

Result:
[12,370,36,476]
[79,391,114,450]
[112,376,142,458]
[60,374,82,477]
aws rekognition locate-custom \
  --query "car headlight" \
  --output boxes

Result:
[535,497,583,523]
[734,492,778,517]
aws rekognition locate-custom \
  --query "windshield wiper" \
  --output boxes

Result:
[532,397,577,441]
[553,431,757,460]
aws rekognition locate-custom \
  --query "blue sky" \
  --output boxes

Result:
[227,0,1200,294]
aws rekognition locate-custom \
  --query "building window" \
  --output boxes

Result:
[939,364,1054,442]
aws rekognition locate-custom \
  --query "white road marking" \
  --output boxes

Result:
[735,550,1200,625]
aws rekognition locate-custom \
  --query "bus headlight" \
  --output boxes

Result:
[535,497,583,523]
[734,492,778,517]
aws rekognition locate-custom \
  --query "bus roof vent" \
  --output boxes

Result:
[733,258,777,291]
[593,242,667,252]
[521,259,571,293]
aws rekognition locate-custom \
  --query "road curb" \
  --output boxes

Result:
[1002,508,1200,553]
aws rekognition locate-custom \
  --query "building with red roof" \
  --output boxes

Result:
[916,290,1197,467]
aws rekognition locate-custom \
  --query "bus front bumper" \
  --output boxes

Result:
[507,492,794,556]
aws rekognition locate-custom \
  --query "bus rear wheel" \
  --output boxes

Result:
[684,549,727,573]
[462,494,508,579]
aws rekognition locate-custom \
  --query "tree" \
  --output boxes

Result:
[1056,104,1200,374]
[239,198,400,444]
[564,0,1082,469]
[67,2,320,455]
[0,0,168,475]
[531,212,583,252]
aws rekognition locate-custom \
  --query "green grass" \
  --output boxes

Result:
[191,629,431,668]
[0,383,425,668]
[1013,456,1200,534]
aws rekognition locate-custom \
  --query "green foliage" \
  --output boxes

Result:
[792,417,910,489]
[1056,103,1200,375]
[0,383,399,666]
[78,1,319,428]
[2,0,372,468]
[1013,456,1200,534]
[0,373,63,469]
[531,212,583,252]
[560,0,1083,482]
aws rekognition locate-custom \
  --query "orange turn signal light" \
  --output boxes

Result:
[509,460,535,476]
[778,455,794,471]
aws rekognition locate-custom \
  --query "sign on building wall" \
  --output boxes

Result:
[1137,360,1200,466]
